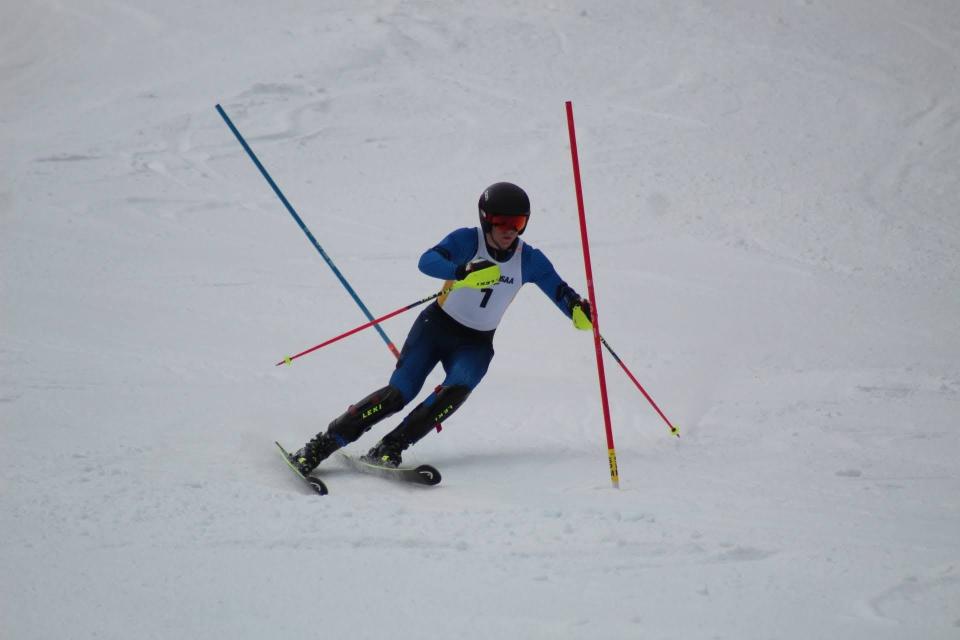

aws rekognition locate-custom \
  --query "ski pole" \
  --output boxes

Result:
[566,100,620,489]
[215,104,401,359]
[599,336,680,437]
[276,287,451,367]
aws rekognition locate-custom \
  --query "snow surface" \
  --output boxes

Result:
[3,1,959,638]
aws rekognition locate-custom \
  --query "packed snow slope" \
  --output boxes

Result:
[2,2,959,639]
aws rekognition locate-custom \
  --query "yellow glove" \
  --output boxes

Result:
[571,301,593,330]
[451,260,501,290]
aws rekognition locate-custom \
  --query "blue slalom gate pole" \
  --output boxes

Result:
[216,103,401,358]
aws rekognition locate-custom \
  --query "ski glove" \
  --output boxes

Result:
[570,298,593,331]
[452,259,501,290]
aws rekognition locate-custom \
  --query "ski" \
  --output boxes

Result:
[337,452,441,486]
[275,441,329,495]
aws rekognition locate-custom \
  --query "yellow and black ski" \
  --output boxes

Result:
[338,452,441,486]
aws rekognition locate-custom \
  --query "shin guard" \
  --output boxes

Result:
[382,385,472,450]
[325,385,404,446]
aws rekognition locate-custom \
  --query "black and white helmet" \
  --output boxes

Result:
[478,182,530,235]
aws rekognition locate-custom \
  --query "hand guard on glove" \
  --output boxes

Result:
[570,297,593,331]
[452,259,501,290]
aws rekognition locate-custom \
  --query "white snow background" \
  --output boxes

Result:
[2,1,959,638]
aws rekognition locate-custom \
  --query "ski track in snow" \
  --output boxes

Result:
[3,1,960,639]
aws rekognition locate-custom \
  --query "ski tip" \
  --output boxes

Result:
[414,465,442,486]
[278,441,330,495]
[307,476,329,495]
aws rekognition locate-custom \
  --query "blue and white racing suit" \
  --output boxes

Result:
[388,227,581,405]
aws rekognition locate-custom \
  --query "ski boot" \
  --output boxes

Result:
[361,437,405,468]
[362,385,473,468]
[292,384,405,474]
[288,433,338,476]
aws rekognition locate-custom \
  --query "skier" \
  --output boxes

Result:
[288,181,594,472]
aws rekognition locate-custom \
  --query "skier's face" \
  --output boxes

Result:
[488,223,518,250]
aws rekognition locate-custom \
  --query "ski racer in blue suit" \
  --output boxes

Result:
[289,182,594,473]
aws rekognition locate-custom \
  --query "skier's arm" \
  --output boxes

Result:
[418,227,479,280]
[522,246,591,327]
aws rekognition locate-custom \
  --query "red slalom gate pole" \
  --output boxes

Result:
[566,101,620,489]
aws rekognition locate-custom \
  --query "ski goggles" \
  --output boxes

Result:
[486,214,528,232]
